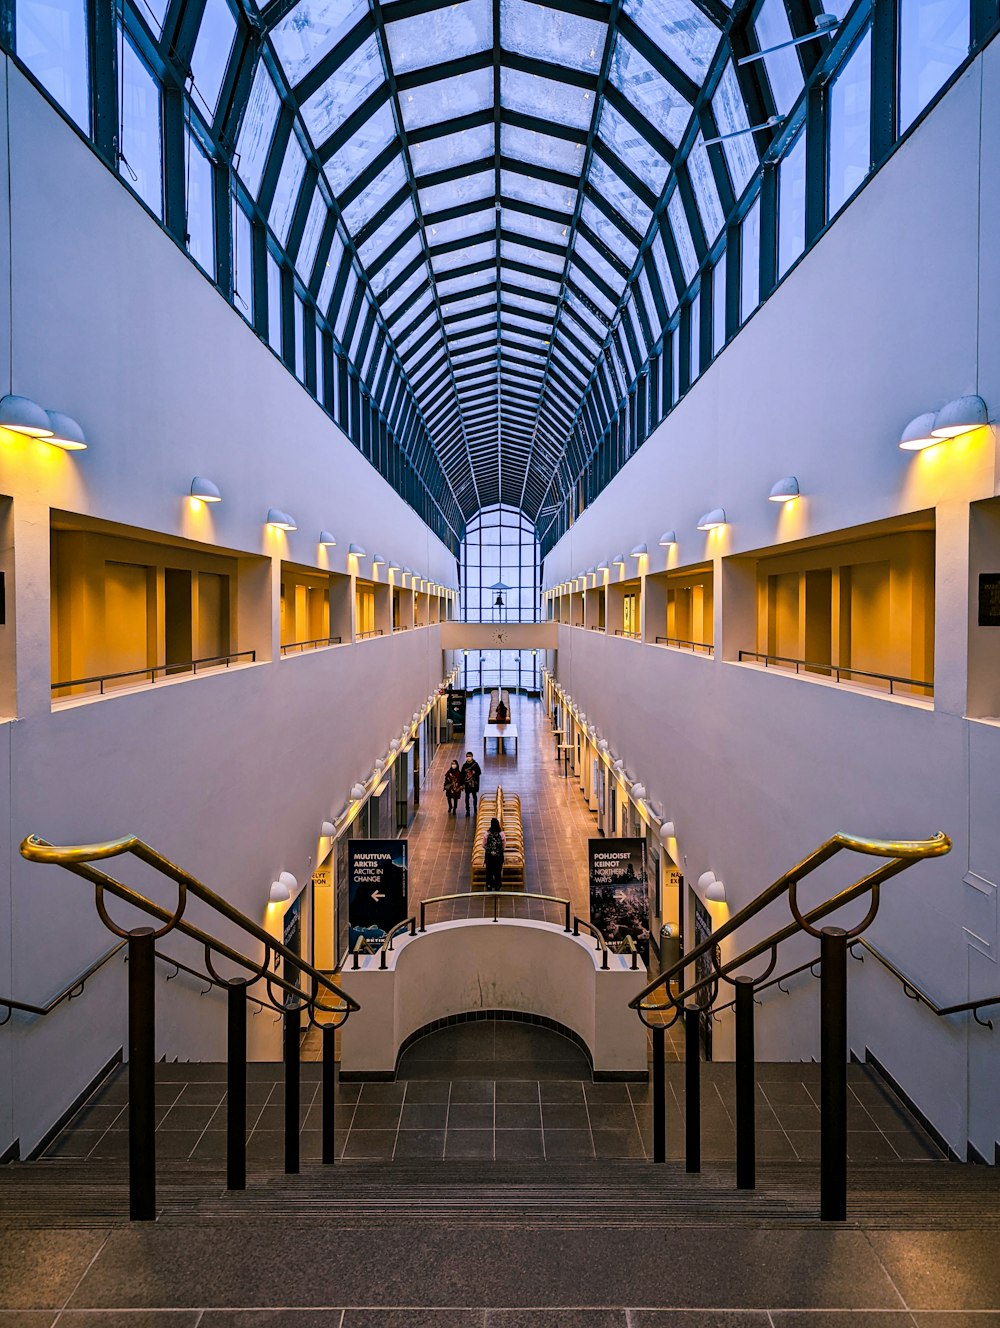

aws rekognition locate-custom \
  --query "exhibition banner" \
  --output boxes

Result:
[446,688,467,732]
[348,839,408,951]
[588,838,650,961]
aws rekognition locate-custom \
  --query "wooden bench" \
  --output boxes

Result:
[470,785,525,891]
[488,689,511,723]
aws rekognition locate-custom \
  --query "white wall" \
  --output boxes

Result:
[0,59,455,1157]
[543,45,1000,1159]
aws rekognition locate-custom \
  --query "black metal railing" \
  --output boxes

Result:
[51,650,258,697]
[20,833,359,1220]
[280,636,342,655]
[351,918,418,969]
[656,635,714,655]
[356,629,385,640]
[630,829,951,1219]
[850,937,999,1029]
[588,624,606,631]
[737,650,933,697]
[614,629,642,640]
[419,890,572,933]
[573,916,639,970]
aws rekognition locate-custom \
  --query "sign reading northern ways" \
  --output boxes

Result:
[588,838,650,962]
[348,839,408,951]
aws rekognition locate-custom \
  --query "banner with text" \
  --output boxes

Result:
[588,838,650,962]
[348,839,408,952]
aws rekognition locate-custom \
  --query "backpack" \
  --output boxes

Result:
[485,829,504,862]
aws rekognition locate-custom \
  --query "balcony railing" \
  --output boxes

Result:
[737,650,932,697]
[279,636,342,655]
[356,629,385,640]
[656,635,714,655]
[51,650,257,698]
[614,629,642,640]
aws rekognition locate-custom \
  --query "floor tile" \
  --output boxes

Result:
[867,1232,1000,1310]
[541,1129,595,1158]
[448,1103,494,1130]
[494,1129,545,1160]
[0,1231,110,1310]
[445,1130,495,1159]
[342,1130,397,1159]
[393,1129,446,1159]
[541,1104,589,1130]
[495,1103,541,1129]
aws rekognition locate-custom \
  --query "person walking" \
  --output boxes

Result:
[483,815,505,891]
[461,751,482,817]
[443,759,463,815]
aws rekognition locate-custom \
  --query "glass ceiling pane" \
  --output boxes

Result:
[191,0,237,120]
[588,152,652,236]
[581,198,637,268]
[359,198,417,265]
[574,232,626,294]
[394,288,434,331]
[334,267,359,338]
[387,0,492,75]
[348,298,370,358]
[500,67,594,130]
[608,37,691,143]
[419,169,493,216]
[401,69,492,131]
[503,208,568,248]
[687,133,725,242]
[399,309,437,355]
[500,0,605,73]
[562,307,602,355]
[638,264,663,333]
[342,154,407,234]
[412,124,495,176]
[437,270,490,298]
[428,208,494,246]
[324,101,397,196]
[269,130,307,244]
[623,0,720,83]
[507,270,561,297]
[755,0,804,116]
[505,291,555,314]
[712,62,757,198]
[501,169,577,216]
[650,229,677,310]
[270,0,369,87]
[626,291,648,353]
[236,60,281,196]
[502,238,564,272]
[569,262,616,318]
[598,103,669,195]
[444,292,496,317]
[567,288,605,336]
[501,124,586,177]
[297,186,328,280]
[432,238,496,274]
[372,234,423,295]
[317,230,344,312]
[301,36,384,146]
[667,189,698,283]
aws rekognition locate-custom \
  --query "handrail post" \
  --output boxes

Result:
[684,1005,701,1174]
[283,1003,300,1175]
[128,928,156,1220]
[651,1024,666,1164]
[419,902,426,933]
[226,980,248,1191]
[820,926,848,1220]
[322,1023,337,1164]
[564,900,571,932]
[735,976,755,1190]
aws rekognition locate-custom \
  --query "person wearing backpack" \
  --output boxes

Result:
[483,815,505,891]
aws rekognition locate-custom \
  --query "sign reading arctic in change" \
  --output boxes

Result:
[588,838,650,962]
[348,839,408,951]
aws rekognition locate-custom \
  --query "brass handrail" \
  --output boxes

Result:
[850,937,998,1029]
[419,890,572,933]
[20,834,359,1020]
[629,830,950,1021]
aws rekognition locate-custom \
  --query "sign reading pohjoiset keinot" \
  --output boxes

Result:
[588,838,650,962]
[348,839,408,951]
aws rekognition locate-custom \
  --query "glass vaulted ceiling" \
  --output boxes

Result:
[258,0,740,522]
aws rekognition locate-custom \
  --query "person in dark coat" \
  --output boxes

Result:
[461,752,482,817]
[483,816,506,892]
[494,699,508,723]
[443,759,463,815]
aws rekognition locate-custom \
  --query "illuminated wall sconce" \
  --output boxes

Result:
[350,782,367,800]
[348,542,366,556]
[403,566,414,582]
[768,476,800,502]
[613,758,625,772]
[932,394,989,438]
[45,410,88,450]
[598,738,609,753]
[320,821,335,837]
[631,782,646,799]
[266,508,297,531]
[898,412,938,451]
[658,820,676,842]
[372,552,385,567]
[269,871,297,903]
[389,738,401,751]
[319,531,337,547]
[697,508,727,531]
[190,476,222,503]
[630,544,647,560]
[659,531,677,547]
[613,552,626,568]
[388,563,400,574]
[698,870,726,902]
[596,561,610,574]
[0,393,54,437]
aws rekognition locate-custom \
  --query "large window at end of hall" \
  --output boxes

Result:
[460,506,540,695]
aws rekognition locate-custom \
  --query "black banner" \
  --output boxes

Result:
[348,839,408,951]
[588,838,650,962]
[446,688,467,732]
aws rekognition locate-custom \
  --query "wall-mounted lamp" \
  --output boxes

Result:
[898,412,938,451]
[932,394,988,438]
[0,393,53,437]
[613,552,626,568]
[596,561,610,573]
[319,531,337,547]
[389,738,401,751]
[768,476,800,502]
[269,871,297,903]
[658,820,676,842]
[388,563,401,574]
[348,542,366,556]
[190,476,222,503]
[371,552,385,568]
[631,782,646,799]
[658,531,677,547]
[350,782,367,800]
[598,739,609,753]
[266,508,297,531]
[698,870,727,902]
[697,508,727,531]
[630,544,647,560]
[320,821,335,837]
[45,410,88,450]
